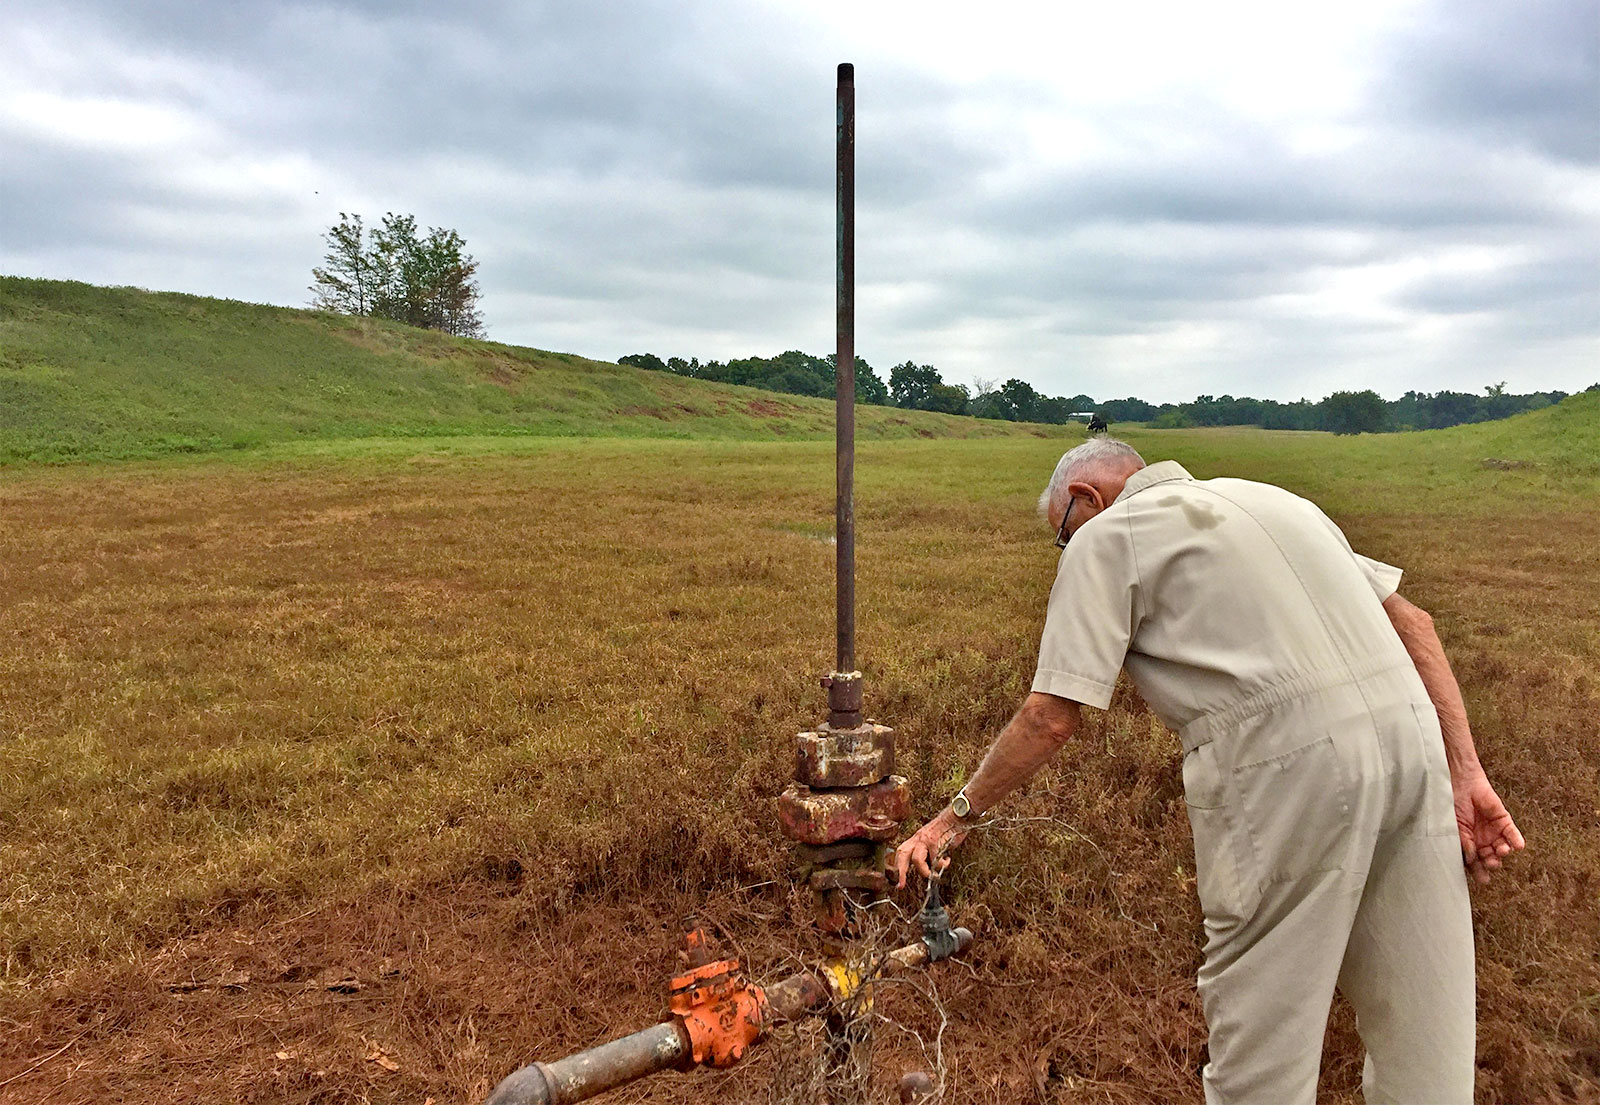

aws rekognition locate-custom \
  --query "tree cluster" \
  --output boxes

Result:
[310,213,484,338]
[967,376,1097,424]
[1386,383,1571,430]
[1137,384,1577,434]
[619,348,1589,435]
[888,362,971,414]
[620,350,889,405]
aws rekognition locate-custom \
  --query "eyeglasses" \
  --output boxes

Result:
[1053,496,1075,549]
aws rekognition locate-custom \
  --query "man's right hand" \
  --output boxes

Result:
[889,809,971,889]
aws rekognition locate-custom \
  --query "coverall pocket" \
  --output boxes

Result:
[1183,741,1253,923]
[1411,701,1459,838]
[1234,734,1351,887]
[1182,740,1227,809]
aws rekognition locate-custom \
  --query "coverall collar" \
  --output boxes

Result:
[1115,460,1193,505]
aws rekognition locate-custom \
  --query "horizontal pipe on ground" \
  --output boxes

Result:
[481,930,970,1105]
[483,1022,688,1105]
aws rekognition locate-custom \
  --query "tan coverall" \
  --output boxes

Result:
[1032,461,1474,1104]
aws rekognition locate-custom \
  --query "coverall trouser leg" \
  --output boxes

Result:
[1338,784,1476,1102]
[1184,685,1474,1104]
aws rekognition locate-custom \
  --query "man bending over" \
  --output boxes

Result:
[891,439,1523,1103]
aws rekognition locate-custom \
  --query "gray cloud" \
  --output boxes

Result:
[983,139,1579,231]
[1377,0,1600,165]
[2,0,1596,403]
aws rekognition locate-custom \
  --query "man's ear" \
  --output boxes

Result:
[1066,480,1102,511]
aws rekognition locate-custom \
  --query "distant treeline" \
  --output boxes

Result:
[619,350,1593,434]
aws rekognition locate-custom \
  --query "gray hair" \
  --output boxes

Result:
[1037,438,1146,518]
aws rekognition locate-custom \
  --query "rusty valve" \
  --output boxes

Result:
[666,925,767,1068]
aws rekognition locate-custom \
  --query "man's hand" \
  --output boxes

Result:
[1453,770,1525,884]
[1383,595,1526,886]
[889,809,970,889]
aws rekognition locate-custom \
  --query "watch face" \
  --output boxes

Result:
[952,793,971,818]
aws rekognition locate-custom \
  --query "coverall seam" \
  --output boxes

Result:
[1189,483,1358,675]
[1123,505,1149,627]
[1180,656,1414,752]
[1206,485,1409,745]
[1193,484,1401,743]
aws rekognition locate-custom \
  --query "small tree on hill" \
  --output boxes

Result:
[310,213,374,317]
[310,212,485,338]
[997,378,1041,421]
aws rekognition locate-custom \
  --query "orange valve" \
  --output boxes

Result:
[667,929,769,1067]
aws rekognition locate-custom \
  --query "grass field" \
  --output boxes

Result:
[1,390,1596,1103]
[0,277,1052,466]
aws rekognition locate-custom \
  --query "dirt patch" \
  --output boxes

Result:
[0,876,1204,1104]
[482,361,522,389]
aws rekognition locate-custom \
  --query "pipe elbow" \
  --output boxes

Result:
[484,1063,554,1105]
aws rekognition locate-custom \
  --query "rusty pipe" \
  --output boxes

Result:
[886,925,974,970]
[481,931,971,1105]
[483,1022,689,1105]
[766,969,836,1020]
[835,59,856,683]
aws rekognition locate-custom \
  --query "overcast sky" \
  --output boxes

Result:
[3,0,1596,403]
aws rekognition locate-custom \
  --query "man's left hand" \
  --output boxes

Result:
[1453,771,1525,884]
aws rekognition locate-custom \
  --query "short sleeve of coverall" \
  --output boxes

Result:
[1351,553,1403,602]
[1031,516,1141,710]
[1309,504,1403,601]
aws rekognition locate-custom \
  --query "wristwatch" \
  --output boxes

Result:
[950,786,980,822]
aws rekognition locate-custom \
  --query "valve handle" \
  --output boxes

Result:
[917,868,962,962]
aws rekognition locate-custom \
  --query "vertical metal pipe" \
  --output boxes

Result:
[835,61,856,676]
[828,64,868,1105]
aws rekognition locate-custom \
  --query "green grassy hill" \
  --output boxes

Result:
[0,277,1057,464]
[1117,390,1600,514]
[5,276,1592,474]
[1456,386,1599,472]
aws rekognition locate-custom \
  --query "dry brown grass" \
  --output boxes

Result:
[0,435,1596,1103]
